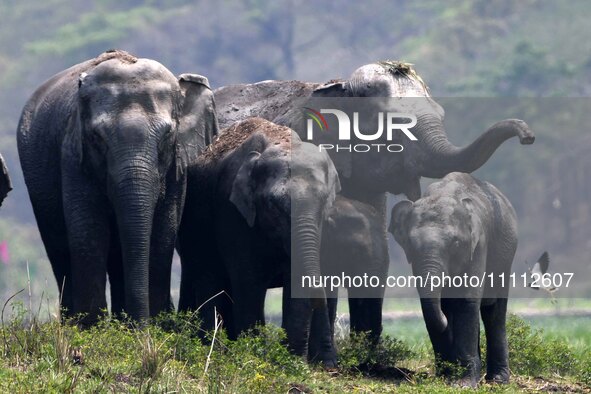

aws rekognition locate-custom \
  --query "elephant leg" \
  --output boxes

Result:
[192,267,234,339]
[307,290,338,367]
[282,288,312,360]
[149,171,187,316]
[481,297,510,383]
[107,226,125,317]
[348,295,384,344]
[149,186,182,316]
[26,185,73,317]
[230,279,267,336]
[63,187,110,326]
[430,298,455,376]
[450,298,482,387]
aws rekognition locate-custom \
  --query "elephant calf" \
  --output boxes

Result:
[308,195,389,362]
[177,117,341,367]
[390,172,517,386]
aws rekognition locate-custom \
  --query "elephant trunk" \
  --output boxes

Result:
[112,161,159,323]
[416,259,448,333]
[416,114,534,178]
[292,202,326,308]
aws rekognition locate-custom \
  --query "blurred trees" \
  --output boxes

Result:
[0,0,590,299]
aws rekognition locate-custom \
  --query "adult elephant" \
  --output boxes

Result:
[177,117,341,367]
[214,61,534,340]
[0,153,12,207]
[17,50,218,324]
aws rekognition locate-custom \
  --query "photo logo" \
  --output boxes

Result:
[303,107,329,131]
[303,108,418,153]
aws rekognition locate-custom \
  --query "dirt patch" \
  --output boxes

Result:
[200,117,292,162]
[91,49,138,66]
[513,376,590,393]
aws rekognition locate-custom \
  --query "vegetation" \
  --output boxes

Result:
[2,0,591,304]
[0,300,588,392]
[0,1,589,391]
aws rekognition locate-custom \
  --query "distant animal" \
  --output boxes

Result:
[0,153,12,207]
[17,50,218,325]
[390,172,519,387]
[177,117,341,367]
[526,251,557,293]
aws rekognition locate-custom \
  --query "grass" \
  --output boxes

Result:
[0,297,589,393]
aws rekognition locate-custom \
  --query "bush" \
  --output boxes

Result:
[337,331,414,372]
[505,314,577,377]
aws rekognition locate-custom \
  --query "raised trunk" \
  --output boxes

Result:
[113,167,158,323]
[416,114,534,178]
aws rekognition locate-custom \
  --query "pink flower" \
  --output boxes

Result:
[0,241,10,265]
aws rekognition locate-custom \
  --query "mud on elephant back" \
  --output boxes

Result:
[17,50,218,325]
[177,117,341,367]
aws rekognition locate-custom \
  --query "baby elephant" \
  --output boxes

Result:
[308,195,389,362]
[389,172,517,386]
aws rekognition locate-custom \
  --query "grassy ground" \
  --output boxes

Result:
[0,297,589,393]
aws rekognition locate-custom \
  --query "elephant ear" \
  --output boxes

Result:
[229,151,261,227]
[176,73,220,176]
[461,198,482,262]
[0,154,12,207]
[389,200,414,259]
[311,81,348,98]
[310,81,353,178]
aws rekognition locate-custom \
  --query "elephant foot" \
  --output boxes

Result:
[321,357,338,371]
[451,376,478,388]
[448,358,481,388]
[485,368,510,384]
[308,349,338,370]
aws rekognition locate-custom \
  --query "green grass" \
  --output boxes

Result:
[0,298,589,393]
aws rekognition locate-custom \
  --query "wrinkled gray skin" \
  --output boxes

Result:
[214,62,534,343]
[215,63,535,199]
[177,117,340,367]
[308,195,388,362]
[0,154,12,207]
[390,172,517,386]
[17,50,218,325]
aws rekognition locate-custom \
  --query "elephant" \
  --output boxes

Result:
[213,61,534,344]
[177,117,341,367]
[0,153,12,207]
[389,172,518,386]
[308,195,388,363]
[17,50,218,324]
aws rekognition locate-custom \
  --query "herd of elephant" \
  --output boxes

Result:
[6,50,535,386]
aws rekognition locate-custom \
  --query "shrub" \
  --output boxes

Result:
[337,331,414,372]
[505,314,577,377]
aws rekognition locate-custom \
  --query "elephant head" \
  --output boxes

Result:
[72,52,218,320]
[303,61,534,200]
[226,120,340,303]
[0,153,12,207]
[389,193,484,334]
